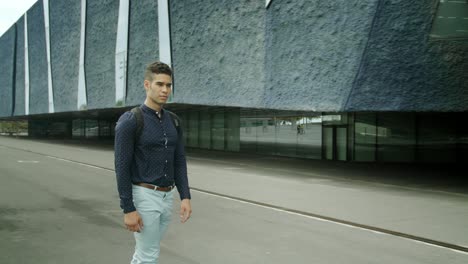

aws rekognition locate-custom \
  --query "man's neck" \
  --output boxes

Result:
[144,99,163,113]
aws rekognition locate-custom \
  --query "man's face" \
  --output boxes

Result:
[144,73,172,106]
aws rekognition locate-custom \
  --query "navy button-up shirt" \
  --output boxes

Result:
[114,104,191,213]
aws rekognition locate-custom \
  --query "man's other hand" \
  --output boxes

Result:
[124,211,143,232]
[180,199,192,223]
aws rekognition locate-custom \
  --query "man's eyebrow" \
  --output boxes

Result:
[156,81,172,85]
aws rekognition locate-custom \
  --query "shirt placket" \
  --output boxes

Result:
[156,111,169,179]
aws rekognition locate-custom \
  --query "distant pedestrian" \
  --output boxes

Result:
[114,61,192,263]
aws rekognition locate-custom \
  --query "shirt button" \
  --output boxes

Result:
[165,160,168,163]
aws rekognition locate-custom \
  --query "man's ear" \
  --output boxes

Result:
[144,80,149,91]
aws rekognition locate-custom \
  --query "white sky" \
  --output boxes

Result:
[0,0,38,36]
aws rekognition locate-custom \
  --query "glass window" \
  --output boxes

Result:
[199,110,211,149]
[240,114,258,153]
[178,113,188,144]
[417,113,457,163]
[323,127,334,160]
[354,113,377,162]
[297,116,322,159]
[225,110,240,152]
[72,119,85,138]
[377,113,416,162]
[99,120,111,137]
[212,112,225,151]
[255,115,276,155]
[275,116,297,157]
[336,127,347,161]
[85,120,99,138]
[187,111,199,148]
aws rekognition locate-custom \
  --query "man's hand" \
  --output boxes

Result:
[180,199,192,223]
[124,211,143,232]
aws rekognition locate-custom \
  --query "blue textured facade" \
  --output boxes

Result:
[27,1,49,115]
[85,0,119,109]
[0,26,15,117]
[265,0,378,111]
[126,0,159,106]
[170,0,266,108]
[14,17,25,116]
[345,0,468,111]
[49,0,81,112]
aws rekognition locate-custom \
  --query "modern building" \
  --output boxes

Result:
[0,0,467,163]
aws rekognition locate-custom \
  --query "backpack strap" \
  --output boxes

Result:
[131,107,181,143]
[166,110,182,138]
[130,107,144,143]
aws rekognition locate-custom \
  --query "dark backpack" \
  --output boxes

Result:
[130,106,181,142]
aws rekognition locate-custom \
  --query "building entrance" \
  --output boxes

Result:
[323,126,347,161]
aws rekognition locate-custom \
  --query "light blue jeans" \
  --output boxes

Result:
[131,185,174,264]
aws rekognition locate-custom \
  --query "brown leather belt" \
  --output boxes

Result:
[135,183,175,192]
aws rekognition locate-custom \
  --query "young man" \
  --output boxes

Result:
[114,61,192,263]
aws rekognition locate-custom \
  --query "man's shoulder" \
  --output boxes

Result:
[116,111,137,131]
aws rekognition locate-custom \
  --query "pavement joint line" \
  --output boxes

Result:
[191,187,468,255]
[45,155,114,171]
[3,143,468,254]
[0,144,115,172]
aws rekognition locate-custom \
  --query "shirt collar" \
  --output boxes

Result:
[140,103,165,115]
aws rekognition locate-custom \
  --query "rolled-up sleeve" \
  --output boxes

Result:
[174,127,191,200]
[114,112,137,213]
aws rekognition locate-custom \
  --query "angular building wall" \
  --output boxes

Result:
[126,0,159,106]
[27,1,49,114]
[85,0,119,109]
[170,0,266,108]
[49,0,81,112]
[0,26,16,117]
[265,0,379,111]
[14,17,25,116]
[345,0,468,111]
[1,0,467,116]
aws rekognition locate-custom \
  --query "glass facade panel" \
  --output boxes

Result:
[199,110,211,149]
[72,119,85,138]
[297,116,322,159]
[240,114,258,153]
[85,120,99,138]
[355,113,376,162]
[226,110,240,152]
[256,116,276,155]
[240,110,322,158]
[377,113,416,162]
[347,114,355,161]
[187,111,199,148]
[323,127,333,160]
[99,120,111,138]
[336,127,347,161]
[178,113,188,145]
[212,112,225,150]
[275,116,297,157]
[417,113,457,163]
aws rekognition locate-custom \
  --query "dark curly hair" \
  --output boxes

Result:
[144,61,172,81]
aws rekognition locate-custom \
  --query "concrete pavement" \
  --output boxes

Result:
[1,136,468,262]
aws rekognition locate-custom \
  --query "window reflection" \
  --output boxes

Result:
[240,109,322,158]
